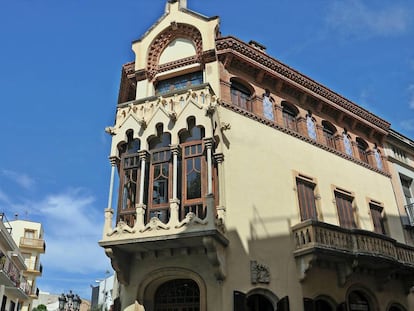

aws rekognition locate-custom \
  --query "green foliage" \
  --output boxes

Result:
[32,304,47,311]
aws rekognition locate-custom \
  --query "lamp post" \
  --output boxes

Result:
[58,290,81,311]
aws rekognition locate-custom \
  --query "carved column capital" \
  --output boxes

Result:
[214,153,224,163]
[109,156,120,166]
[203,137,214,149]
[169,144,181,156]
[138,150,149,161]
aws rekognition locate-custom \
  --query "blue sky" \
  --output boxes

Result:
[1,0,413,300]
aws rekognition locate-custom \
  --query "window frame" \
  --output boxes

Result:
[296,175,318,221]
[334,189,357,229]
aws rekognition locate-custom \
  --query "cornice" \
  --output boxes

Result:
[215,36,390,133]
[219,101,390,177]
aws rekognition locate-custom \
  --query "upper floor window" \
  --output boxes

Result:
[296,177,318,221]
[342,130,353,156]
[262,89,274,121]
[148,130,172,223]
[282,101,299,132]
[373,145,383,170]
[306,112,317,140]
[356,137,369,164]
[155,71,203,96]
[369,202,386,234]
[117,131,141,226]
[322,121,337,149]
[179,119,206,220]
[231,79,252,111]
[24,229,35,239]
[335,190,356,229]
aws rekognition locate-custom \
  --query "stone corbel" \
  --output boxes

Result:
[203,236,226,281]
[336,261,353,287]
[295,253,316,282]
[104,247,130,285]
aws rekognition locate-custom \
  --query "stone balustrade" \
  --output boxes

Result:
[292,219,414,268]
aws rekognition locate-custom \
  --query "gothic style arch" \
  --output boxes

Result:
[147,23,203,80]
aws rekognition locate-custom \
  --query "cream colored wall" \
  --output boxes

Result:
[219,107,404,248]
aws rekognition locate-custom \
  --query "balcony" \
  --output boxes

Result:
[29,287,39,299]
[0,253,22,287]
[24,260,43,276]
[19,237,46,253]
[292,220,414,285]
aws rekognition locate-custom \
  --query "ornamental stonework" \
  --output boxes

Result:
[147,23,203,81]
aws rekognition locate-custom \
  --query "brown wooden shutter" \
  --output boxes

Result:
[297,178,317,221]
[335,191,356,228]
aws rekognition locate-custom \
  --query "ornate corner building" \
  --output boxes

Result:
[98,1,414,310]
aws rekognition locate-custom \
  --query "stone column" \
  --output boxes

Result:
[135,150,148,231]
[204,138,214,194]
[103,157,118,237]
[214,153,226,223]
[274,104,284,127]
[296,116,307,136]
[169,145,181,226]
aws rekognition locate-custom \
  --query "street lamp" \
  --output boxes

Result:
[58,290,81,311]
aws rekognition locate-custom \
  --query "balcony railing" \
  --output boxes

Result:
[0,254,22,286]
[292,219,414,267]
[24,259,43,275]
[19,237,46,252]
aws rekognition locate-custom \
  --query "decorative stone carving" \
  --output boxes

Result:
[203,236,226,281]
[147,23,203,81]
[107,221,136,237]
[175,212,208,229]
[140,217,170,232]
[250,260,270,284]
[220,122,231,131]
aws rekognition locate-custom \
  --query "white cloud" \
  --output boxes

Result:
[1,169,35,190]
[326,0,411,38]
[9,188,108,276]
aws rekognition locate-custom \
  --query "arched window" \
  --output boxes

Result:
[348,290,372,311]
[282,102,299,132]
[356,137,369,164]
[230,78,253,111]
[179,118,207,220]
[342,130,353,156]
[154,279,200,311]
[148,126,172,223]
[117,130,141,227]
[322,121,337,149]
[262,89,274,121]
[306,112,317,140]
[247,294,274,311]
[374,145,383,170]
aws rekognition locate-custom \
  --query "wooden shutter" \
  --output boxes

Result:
[297,178,317,221]
[233,291,247,311]
[335,191,356,228]
[277,296,290,311]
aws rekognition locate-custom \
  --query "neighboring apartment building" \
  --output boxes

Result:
[384,130,414,246]
[99,1,414,310]
[91,274,114,311]
[9,220,45,311]
[0,214,30,311]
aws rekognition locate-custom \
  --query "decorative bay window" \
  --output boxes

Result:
[115,121,216,227]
